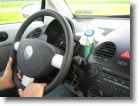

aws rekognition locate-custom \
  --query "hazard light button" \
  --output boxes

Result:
[120,51,130,59]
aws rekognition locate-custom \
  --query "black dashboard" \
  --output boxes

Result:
[86,25,130,97]
[27,17,130,97]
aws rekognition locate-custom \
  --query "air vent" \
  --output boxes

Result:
[32,28,42,38]
[94,42,116,61]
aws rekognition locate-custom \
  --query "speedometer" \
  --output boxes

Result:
[57,33,66,46]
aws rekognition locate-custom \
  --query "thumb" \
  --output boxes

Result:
[18,89,23,97]
[41,83,47,87]
[5,57,13,70]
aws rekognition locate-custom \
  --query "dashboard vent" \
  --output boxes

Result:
[94,42,116,61]
[32,28,42,38]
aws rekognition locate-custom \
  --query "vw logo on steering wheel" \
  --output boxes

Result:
[24,46,33,59]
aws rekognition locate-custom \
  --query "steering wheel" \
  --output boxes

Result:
[10,9,74,94]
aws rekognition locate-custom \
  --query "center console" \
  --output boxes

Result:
[84,63,130,97]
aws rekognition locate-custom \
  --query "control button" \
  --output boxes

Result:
[120,51,130,59]
[114,79,118,82]
[108,76,111,79]
[102,67,112,73]
[96,79,101,83]
[88,65,99,78]
[87,86,103,97]
[123,91,126,93]
[115,88,118,90]
[118,61,128,67]
[121,82,125,84]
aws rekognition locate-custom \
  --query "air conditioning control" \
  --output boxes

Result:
[88,65,99,78]
[87,86,103,97]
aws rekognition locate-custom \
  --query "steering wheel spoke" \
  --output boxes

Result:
[21,75,34,86]
[14,42,20,51]
[51,54,63,69]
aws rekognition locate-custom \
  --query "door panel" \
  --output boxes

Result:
[0,45,11,71]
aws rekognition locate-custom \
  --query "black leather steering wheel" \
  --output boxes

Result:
[10,9,74,94]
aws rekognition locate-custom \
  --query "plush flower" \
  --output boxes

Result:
[79,30,94,46]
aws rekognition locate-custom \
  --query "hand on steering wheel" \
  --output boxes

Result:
[18,83,47,97]
[11,9,74,95]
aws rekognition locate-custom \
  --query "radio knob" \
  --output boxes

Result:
[88,86,103,97]
[88,65,99,77]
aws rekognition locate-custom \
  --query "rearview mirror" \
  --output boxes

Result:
[22,4,40,18]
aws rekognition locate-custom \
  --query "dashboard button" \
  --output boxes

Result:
[88,65,99,78]
[120,51,130,59]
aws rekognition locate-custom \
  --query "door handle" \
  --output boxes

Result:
[0,32,8,42]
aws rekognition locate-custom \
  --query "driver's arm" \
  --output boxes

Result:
[0,57,14,90]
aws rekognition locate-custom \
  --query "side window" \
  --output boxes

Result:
[0,0,41,24]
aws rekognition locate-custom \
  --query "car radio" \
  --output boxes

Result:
[84,64,130,97]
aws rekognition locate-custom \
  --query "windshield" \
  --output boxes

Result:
[65,0,130,17]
